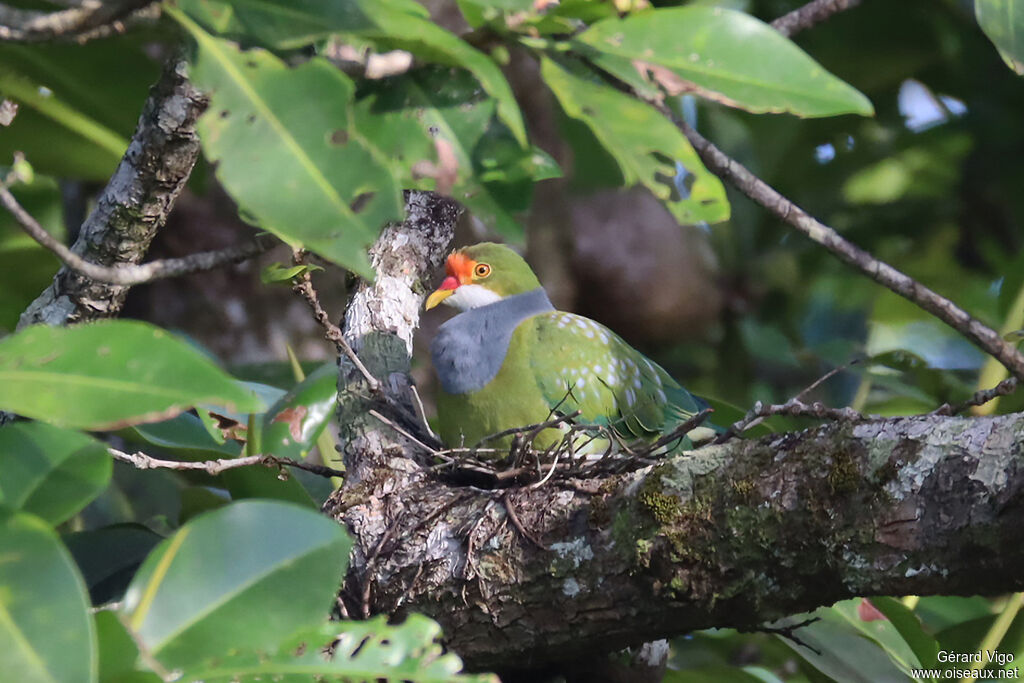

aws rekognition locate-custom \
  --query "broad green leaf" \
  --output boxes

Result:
[261,363,337,460]
[172,9,403,278]
[830,599,922,675]
[775,610,913,683]
[95,611,162,683]
[0,422,110,525]
[541,56,729,224]
[0,508,96,683]
[0,37,160,179]
[120,500,351,669]
[355,67,558,238]
[976,0,1024,74]
[64,524,163,605]
[576,6,874,118]
[179,616,496,682]
[0,320,263,430]
[868,597,941,672]
[176,0,526,145]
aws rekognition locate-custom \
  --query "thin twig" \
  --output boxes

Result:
[0,0,156,43]
[758,616,822,655]
[291,250,381,392]
[669,117,1024,383]
[369,409,442,454]
[501,492,547,550]
[643,408,714,454]
[715,400,867,445]
[473,411,582,448]
[108,447,346,478]
[932,377,1021,416]
[0,184,274,284]
[770,0,862,38]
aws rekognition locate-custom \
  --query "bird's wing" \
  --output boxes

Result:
[526,311,706,441]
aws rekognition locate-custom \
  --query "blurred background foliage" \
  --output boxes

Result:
[2,0,1024,680]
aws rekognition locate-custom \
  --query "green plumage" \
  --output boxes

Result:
[431,243,709,455]
[437,311,707,452]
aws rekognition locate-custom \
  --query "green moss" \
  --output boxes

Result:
[730,478,756,501]
[828,448,860,494]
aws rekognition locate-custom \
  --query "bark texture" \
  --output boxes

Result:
[326,201,1024,672]
[18,57,206,328]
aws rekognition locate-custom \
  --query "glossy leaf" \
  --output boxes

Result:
[179,616,496,682]
[541,56,729,225]
[0,320,263,430]
[64,524,163,605]
[576,6,874,118]
[976,0,1024,74]
[0,508,96,683]
[95,611,162,683]
[0,422,110,525]
[120,500,351,669]
[355,67,558,237]
[172,10,403,278]
[176,0,526,145]
[261,363,337,461]
[871,597,940,672]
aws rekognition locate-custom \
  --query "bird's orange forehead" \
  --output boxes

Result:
[445,252,476,283]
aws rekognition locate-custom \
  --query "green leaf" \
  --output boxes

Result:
[176,0,526,145]
[261,363,338,461]
[64,524,163,605]
[576,6,874,118]
[0,320,263,430]
[355,67,557,238]
[870,597,940,671]
[171,9,404,278]
[95,611,162,683]
[179,616,497,682]
[0,422,110,525]
[260,262,323,284]
[976,0,1024,75]
[541,56,729,224]
[119,500,352,669]
[0,508,96,683]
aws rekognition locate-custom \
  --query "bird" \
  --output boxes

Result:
[424,242,713,457]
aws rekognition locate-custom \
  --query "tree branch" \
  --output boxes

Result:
[329,410,1024,672]
[18,57,207,328]
[0,0,157,43]
[108,447,346,478]
[770,0,862,38]
[671,117,1024,382]
[0,185,275,285]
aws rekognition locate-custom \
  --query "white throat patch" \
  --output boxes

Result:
[445,284,502,311]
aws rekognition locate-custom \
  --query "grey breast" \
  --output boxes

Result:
[430,288,554,395]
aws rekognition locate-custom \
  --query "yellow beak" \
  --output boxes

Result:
[425,288,454,310]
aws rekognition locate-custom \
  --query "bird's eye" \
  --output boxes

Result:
[475,263,491,278]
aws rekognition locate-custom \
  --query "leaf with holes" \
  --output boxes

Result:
[541,56,728,225]
[119,500,351,669]
[175,0,526,146]
[356,66,558,238]
[0,509,96,683]
[576,6,873,118]
[0,320,262,430]
[0,422,110,525]
[172,9,403,278]
[178,616,497,682]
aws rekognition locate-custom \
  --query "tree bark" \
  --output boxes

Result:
[326,203,1024,672]
[18,57,206,328]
